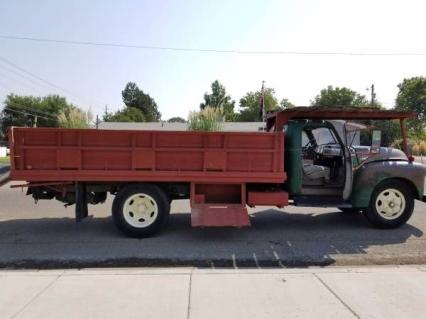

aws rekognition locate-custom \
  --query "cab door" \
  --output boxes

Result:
[342,123,354,200]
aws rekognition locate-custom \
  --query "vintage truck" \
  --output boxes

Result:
[5,107,426,237]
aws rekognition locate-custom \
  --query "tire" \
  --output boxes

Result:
[364,179,415,229]
[112,184,170,238]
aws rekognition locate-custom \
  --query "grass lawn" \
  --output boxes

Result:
[0,156,10,164]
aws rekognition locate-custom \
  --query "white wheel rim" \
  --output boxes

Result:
[375,188,406,220]
[123,193,158,228]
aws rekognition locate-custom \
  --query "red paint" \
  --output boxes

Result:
[248,191,288,208]
[191,204,251,227]
[267,107,416,132]
[9,127,286,184]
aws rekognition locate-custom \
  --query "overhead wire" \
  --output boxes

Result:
[0,62,55,93]
[2,102,58,118]
[0,55,103,108]
[0,56,79,97]
[1,34,426,56]
[1,106,53,120]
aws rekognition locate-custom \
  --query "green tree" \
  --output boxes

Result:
[237,87,280,122]
[200,80,235,120]
[122,82,161,121]
[104,107,145,122]
[312,86,369,107]
[0,94,72,137]
[167,116,186,123]
[395,77,426,136]
[280,98,295,109]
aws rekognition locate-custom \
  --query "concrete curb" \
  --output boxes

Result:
[2,254,426,270]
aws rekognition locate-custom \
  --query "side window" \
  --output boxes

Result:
[301,131,309,146]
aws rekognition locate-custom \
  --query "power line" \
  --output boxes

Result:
[0,55,102,108]
[1,106,52,120]
[0,55,77,96]
[2,105,56,119]
[0,70,48,97]
[3,103,57,119]
[1,34,426,56]
[0,62,55,93]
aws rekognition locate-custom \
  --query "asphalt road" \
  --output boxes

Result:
[0,181,425,268]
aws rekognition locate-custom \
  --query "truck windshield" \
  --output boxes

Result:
[312,127,337,145]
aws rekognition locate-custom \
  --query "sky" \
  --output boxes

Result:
[0,0,425,120]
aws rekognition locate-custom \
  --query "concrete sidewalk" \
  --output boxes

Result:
[1,266,426,318]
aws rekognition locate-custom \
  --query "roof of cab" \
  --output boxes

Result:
[266,106,416,131]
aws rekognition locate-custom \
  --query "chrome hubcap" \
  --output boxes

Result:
[375,188,406,220]
[123,193,158,228]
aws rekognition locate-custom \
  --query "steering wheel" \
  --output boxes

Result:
[302,140,317,159]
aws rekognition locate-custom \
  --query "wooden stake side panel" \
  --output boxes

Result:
[10,128,286,183]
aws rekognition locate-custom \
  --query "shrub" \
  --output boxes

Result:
[420,141,426,155]
[187,107,223,131]
[412,143,421,155]
[58,106,92,128]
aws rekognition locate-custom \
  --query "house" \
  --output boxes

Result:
[98,122,265,132]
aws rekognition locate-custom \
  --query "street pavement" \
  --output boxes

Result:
[0,165,9,186]
[0,181,425,268]
[1,266,426,319]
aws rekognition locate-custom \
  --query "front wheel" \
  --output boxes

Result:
[112,184,170,238]
[365,180,414,229]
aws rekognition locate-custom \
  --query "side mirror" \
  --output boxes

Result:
[371,130,381,154]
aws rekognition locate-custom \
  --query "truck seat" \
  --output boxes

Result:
[302,163,330,182]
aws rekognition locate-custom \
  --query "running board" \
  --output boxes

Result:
[293,195,352,208]
[191,204,250,227]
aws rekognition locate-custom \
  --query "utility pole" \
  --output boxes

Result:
[370,84,376,107]
[33,115,38,128]
[260,80,265,122]
[96,115,99,129]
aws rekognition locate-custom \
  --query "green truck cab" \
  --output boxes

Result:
[267,107,426,229]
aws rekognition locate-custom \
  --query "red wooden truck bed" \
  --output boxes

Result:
[9,127,288,229]
[10,127,285,183]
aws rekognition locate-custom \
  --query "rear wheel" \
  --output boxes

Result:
[365,180,414,228]
[112,184,170,238]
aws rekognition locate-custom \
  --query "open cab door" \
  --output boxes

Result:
[343,125,383,200]
[342,123,355,200]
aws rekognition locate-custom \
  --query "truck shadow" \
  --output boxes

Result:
[0,206,423,268]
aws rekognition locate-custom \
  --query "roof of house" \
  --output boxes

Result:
[98,121,265,132]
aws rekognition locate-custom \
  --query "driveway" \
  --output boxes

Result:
[0,181,425,268]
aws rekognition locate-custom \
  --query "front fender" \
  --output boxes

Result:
[350,160,426,207]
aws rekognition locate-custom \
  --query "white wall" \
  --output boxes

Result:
[0,147,6,157]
